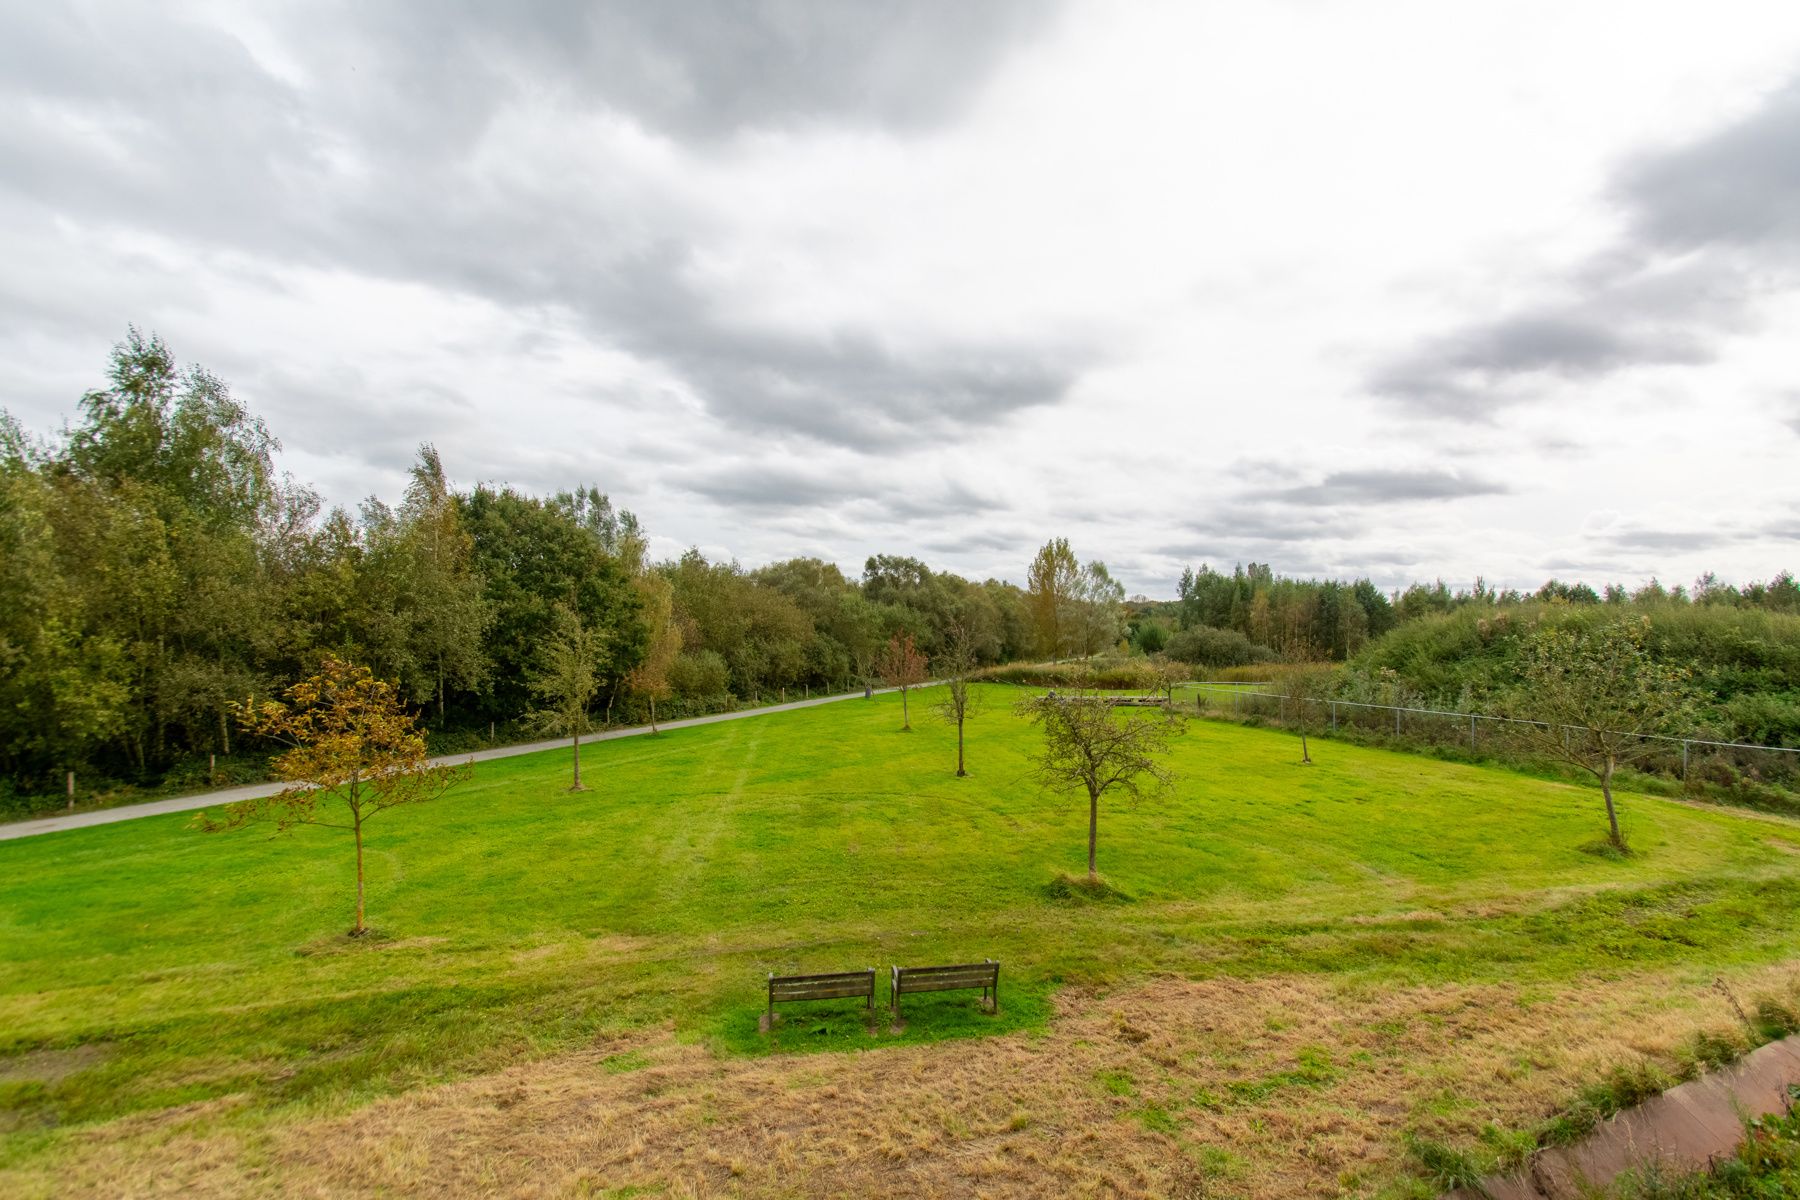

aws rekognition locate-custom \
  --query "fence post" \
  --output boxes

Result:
[1394,707,1400,737]
[1233,689,1239,716]
[1469,714,1477,751]
[1330,701,1337,731]
[66,770,75,810]
[1681,740,1690,781]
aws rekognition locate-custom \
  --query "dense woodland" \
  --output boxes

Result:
[0,334,1044,806]
[3,331,1799,809]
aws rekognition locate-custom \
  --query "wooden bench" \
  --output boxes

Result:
[890,960,999,1018]
[763,968,875,1030]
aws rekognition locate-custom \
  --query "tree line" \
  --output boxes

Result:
[0,333,1050,805]
[8,331,1796,807]
[1146,561,1800,670]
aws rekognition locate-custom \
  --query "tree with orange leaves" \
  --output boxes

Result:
[197,656,464,936]
[877,630,929,731]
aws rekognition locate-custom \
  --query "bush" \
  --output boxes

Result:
[668,649,731,701]
[1131,622,1168,655]
[1164,625,1276,669]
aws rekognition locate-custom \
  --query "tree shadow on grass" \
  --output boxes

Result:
[1042,872,1134,904]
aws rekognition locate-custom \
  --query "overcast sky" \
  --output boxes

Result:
[4,1,1800,596]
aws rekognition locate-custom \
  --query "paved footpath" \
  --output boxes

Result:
[0,687,892,842]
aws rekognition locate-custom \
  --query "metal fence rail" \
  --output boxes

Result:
[1184,682,1800,788]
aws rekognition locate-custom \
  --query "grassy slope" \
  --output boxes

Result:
[3,685,1800,1171]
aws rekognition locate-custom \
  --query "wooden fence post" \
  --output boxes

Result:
[66,770,75,810]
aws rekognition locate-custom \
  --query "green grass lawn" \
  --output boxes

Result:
[4,685,1800,1170]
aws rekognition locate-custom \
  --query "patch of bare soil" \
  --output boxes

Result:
[0,1044,109,1085]
[13,966,1800,1199]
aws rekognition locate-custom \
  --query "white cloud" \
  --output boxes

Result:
[4,0,1800,594]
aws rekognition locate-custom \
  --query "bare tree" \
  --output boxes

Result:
[198,657,465,936]
[934,625,981,776]
[1509,617,1699,851]
[877,630,929,731]
[527,604,606,790]
[1016,689,1185,883]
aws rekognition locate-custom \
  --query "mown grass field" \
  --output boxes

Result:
[4,685,1800,1197]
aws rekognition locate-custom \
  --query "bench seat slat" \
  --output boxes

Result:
[771,971,874,985]
[896,971,997,985]
[897,979,996,993]
[892,961,999,1002]
[772,982,874,1000]
[900,964,1000,978]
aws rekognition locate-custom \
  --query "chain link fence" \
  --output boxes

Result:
[1184,682,1800,803]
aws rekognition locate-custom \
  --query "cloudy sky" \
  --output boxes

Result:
[4,1,1800,596]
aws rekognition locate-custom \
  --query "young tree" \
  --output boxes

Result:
[934,625,981,776]
[198,657,463,936]
[626,573,682,733]
[1279,660,1334,765]
[1025,538,1080,661]
[1146,655,1185,708]
[1510,617,1699,851]
[1016,690,1185,883]
[528,604,607,790]
[877,630,929,731]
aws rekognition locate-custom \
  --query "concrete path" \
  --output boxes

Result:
[1449,1033,1800,1199]
[0,687,893,842]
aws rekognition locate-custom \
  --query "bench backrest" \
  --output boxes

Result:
[768,969,875,1004]
[892,960,998,995]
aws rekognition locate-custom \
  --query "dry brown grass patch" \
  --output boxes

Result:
[10,964,1800,1199]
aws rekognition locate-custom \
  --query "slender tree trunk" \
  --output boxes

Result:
[571,728,584,791]
[649,695,658,734]
[1087,784,1099,883]
[352,805,367,935]
[956,715,966,777]
[1602,755,1622,848]
[1300,731,1311,764]
[901,686,910,731]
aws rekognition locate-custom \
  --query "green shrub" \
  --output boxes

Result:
[1165,625,1276,669]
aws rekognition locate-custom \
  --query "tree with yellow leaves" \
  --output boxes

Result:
[197,656,464,936]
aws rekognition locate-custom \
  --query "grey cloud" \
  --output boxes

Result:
[921,529,1026,556]
[882,483,1000,522]
[1164,505,1354,554]
[328,1,1058,142]
[1590,526,1754,554]
[0,3,1078,454]
[1271,468,1509,506]
[1370,76,1800,418]
[241,364,478,475]
[678,462,857,511]
[680,460,1001,520]
[1615,81,1800,253]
